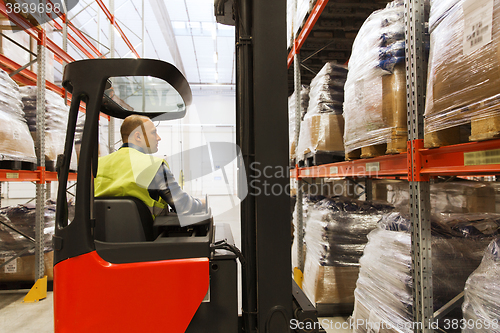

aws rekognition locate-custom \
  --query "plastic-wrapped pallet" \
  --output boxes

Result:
[292,195,325,271]
[352,212,500,333]
[20,86,77,170]
[374,179,496,214]
[462,238,500,333]
[343,0,416,159]
[296,63,347,162]
[0,200,74,282]
[301,196,393,309]
[425,0,500,147]
[289,85,310,159]
[0,69,36,164]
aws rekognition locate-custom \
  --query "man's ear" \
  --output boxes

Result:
[131,130,142,143]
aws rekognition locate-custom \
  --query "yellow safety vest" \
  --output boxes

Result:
[94,147,169,218]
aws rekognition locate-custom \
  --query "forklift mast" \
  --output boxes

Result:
[218,0,294,331]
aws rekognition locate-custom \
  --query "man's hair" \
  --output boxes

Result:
[121,115,150,143]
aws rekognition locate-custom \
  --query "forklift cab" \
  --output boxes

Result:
[54,59,238,332]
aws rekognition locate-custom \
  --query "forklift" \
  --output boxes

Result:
[54,1,320,332]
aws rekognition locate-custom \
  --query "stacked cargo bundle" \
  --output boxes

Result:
[296,62,347,165]
[0,200,74,282]
[373,179,497,214]
[20,86,77,170]
[425,0,500,147]
[352,212,500,333]
[301,196,393,313]
[343,0,412,159]
[0,69,36,166]
[289,84,310,160]
[462,238,500,333]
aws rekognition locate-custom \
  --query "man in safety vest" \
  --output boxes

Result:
[94,114,204,218]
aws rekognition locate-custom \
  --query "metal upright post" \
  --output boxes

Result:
[35,28,47,282]
[108,0,116,153]
[294,51,304,273]
[405,0,432,331]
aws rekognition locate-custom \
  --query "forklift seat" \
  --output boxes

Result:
[94,197,156,242]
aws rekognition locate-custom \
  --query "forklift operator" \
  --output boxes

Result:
[94,114,204,218]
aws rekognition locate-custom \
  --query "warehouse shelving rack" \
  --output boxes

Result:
[0,0,141,292]
[289,0,500,331]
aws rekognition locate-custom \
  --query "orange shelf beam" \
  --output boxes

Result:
[0,169,77,182]
[287,0,329,68]
[292,139,500,180]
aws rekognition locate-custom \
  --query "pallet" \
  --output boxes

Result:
[298,151,345,167]
[345,135,407,160]
[424,124,472,148]
[0,159,36,171]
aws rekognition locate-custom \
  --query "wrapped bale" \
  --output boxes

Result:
[302,196,393,310]
[462,238,500,332]
[425,0,500,147]
[287,0,314,48]
[343,1,418,158]
[296,63,347,162]
[352,212,500,333]
[289,85,310,159]
[0,200,74,282]
[0,69,36,164]
[20,86,77,170]
[374,180,496,214]
[292,195,326,271]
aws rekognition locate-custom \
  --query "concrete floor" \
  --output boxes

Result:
[0,293,350,333]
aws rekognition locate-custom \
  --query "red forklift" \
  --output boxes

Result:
[54,1,320,332]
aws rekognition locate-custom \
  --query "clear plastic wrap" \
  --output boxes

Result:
[295,62,347,160]
[289,85,310,158]
[375,179,496,214]
[301,196,394,305]
[306,62,347,116]
[352,212,500,333]
[0,200,74,281]
[425,0,500,142]
[462,238,500,333]
[20,86,77,169]
[295,113,345,161]
[0,69,37,163]
[287,0,314,48]
[343,1,411,154]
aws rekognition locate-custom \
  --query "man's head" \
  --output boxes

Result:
[121,115,161,154]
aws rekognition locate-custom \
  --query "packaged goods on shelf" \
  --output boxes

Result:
[462,238,500,333]
[352,212,500,333]
[20,86,77,170]
[287,0,314,48]
[425,0,500,147]
[0,200,74,281]
[0,70,37,164]
[296,63,347,161]
[374,179,496,214]
[289,85,310,159]
[292,195,325,270]
[301,196,393,308]
[343,1,420,157]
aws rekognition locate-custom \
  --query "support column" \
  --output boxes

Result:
[405,0,432,331]
[35,29,47,282]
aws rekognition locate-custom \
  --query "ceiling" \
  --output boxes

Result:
[52,0,236,87]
